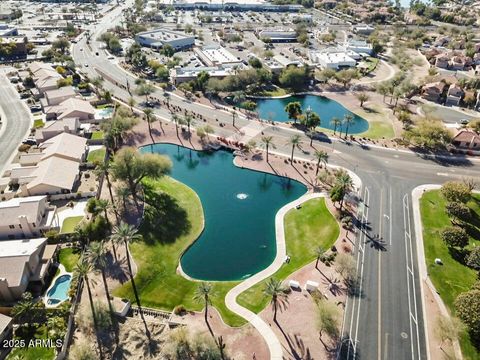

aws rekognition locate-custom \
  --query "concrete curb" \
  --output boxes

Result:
[411,184,462,360]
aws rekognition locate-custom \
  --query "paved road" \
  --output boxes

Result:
[0,75,32,173]
[73,5,480,359]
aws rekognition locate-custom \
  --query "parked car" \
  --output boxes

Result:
[22,138,37,146]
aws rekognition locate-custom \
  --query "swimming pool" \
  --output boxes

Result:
[46,274,72,306]
[141,144,307,281]
[254,95,369,134]
[95,107,114,119]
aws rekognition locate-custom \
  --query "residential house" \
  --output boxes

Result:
[42,86,76,107]
[0,314,13,359]
[451,130,480,155]
[434,54,450,69]
[421,82,446,102]
[450,55,471,70]
[446,84,464,106]
[0,238,57,302]
[44,98,95,121]
[29,62,62,95]
[35,117,80,143]
[0,196,58,240]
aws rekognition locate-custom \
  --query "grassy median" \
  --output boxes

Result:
[420,190,480,359]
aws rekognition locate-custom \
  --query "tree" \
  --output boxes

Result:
[445,202,471,223]
[316,299,340,348]
[143,108,155,142]
[314,150,329,175]
[334,171,353,209]
[111,223,143,308]
[193,282,214,324]
[441,182,471,204]
[11,292,40,330]
[335,69,357,89]
[435,316,464,350]
[342,114,355,138]
[287,134,301,162]
[248,57,263,69]
[404,120,452,150]
[330,117,342,136]
[301,110,321,130]
[111,147,172,206]
[335,253,356,279]
[52,37,70,54]
[183,114,194,134]
[136,83,155,104]
[86,242,116,324]
[161,44,175,57]
[454,290,480,340]
[263,278,287,322]
[279,66,309,92]
[172,114,180,136]
[73,258,104,359]
[355,92,370,108]
[316,68,336,85]
[94,162,118,223]
[441,227,469,248]
[260,136,276,162]
[466,246,480,270]
[314,245,326,269]
[284,101,302,124]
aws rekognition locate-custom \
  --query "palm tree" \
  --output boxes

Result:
[335,172,353,210]
[232,111,237,128]
[110,222,143,307]
[143,108,155,142]
[86,242,115,324]
[263,278,287,322]
[330,117,342,136]
[184,114,193,134]
[306,130,316,146]
[94,162,117,220]
[313,150,329,175]
[260,136,276,162]
[314,245,325,270]
[116,185,131,214]
[343,114,355,139]
[11,292,37,331]
[95,199,112,227]
[193,282,213,324]
[287,134,301,162]
[172,114,180,137]
[72,258,104,359]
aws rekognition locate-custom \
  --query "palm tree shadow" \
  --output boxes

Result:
[104,252,129,284]
[365,234,387,252]
[322,277,345,297]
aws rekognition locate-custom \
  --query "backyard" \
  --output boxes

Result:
[420,190,480,359]
[7,325,55,360]
[87,147,106,164]
[57,247,81,272]
[60,216,84,234]
[237,197,340,312]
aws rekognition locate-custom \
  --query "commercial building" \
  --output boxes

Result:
[0,238,57,303]
[170,65,239,85]
[158,0,302,12]
[257,28,297,42]
[194,45,242,67]
[343,40,373,55]
[310,50,356,70]
[135,28,195,50]
[0,196,58,240]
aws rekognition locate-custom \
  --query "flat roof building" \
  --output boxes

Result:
[195,45,242,67]
[310,50,357,70]
[170,65,239,85]
[135,28,195,50]
[157,0,302,11]
[257,28,297,42]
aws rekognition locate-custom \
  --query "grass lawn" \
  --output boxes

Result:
[8,326,55,360]
[87,147,106,164]
[91,130,104,140]
[420,190,480,359]
[237,197,340,313]
[58,247,81,272]
[60,216,84,234]
[359,120,395,139]
[33,119,44,128]
[113,177,244,326]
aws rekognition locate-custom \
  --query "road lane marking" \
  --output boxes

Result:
[378,188,383,360]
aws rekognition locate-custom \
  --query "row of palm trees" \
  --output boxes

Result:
[72,222,142,359]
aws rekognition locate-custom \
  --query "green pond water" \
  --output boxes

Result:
[141,144,307,281]
[255,95,369,134]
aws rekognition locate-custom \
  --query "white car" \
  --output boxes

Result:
[84,63,89,67]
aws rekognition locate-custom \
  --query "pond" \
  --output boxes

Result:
[141,144,307,281]
[255,95,369,134]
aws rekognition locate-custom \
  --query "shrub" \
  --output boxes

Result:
[441,181,471,203]
[466,246,480,270]
[68,339,97,360]
[454,290,480,340]
[173,305,186,316]
[18,144,31,152]
[441,227,469,248]
[445,202,471,222]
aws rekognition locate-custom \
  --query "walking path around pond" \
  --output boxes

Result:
[225,192,328,360]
